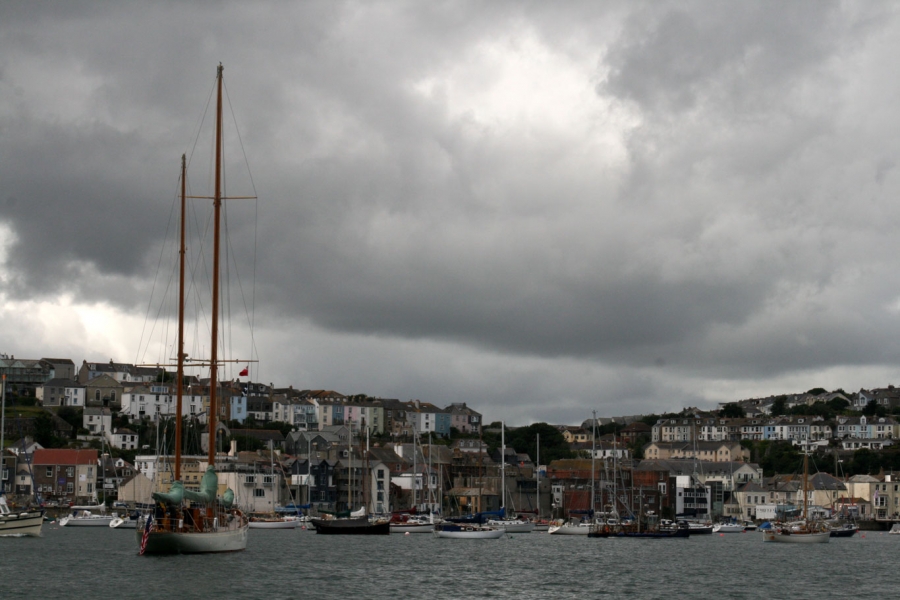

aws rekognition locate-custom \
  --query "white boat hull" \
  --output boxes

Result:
[60,515,115,527]
[713,523,745,533]
[487,519,536,533]
[433,526,505,539]
[548,523,592,535]
[110,517,138,529]
[0,509,44,536]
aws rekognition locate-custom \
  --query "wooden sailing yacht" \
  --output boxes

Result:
[136,64,250,554]
[763,451,830,544]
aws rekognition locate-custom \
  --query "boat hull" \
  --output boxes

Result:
[110,517,139,529]
[763,529,830,543]
[486,519,536,533]
[614,529,690,539]
[0,509,44,537]
[249,519,299,529]
[311,517,390,535]
[433,524,504,539]
[829,528,857,538]
[390,523,435,533]
[60,515,114,527]
[548,523,592,535]
[136,518,249,554]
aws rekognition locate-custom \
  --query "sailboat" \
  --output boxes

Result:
[487,422,535,533]
[135,64,250,554]
[248,443,299,529]
[763,452,830,544]
[310,421,390,535]
[0,374,45,537]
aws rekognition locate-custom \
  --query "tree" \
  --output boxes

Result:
[33,412,58,447]
[720,403,745,418]
[770,397,787,416]
[806,387,828,396]
[827,397,850,413]
[862,400,887,418]
[504,423,574,464]
[56,406,82,435]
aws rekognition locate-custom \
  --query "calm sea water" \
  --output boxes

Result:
[1,525,895,599]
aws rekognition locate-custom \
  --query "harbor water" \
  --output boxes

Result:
[1,525,895,599]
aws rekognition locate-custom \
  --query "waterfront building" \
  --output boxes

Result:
[32,448,99,505]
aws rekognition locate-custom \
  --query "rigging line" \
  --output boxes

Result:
[134,170,183,366]
[223,77,260,369]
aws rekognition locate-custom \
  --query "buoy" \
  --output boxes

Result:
[719,533,724,537]
[405,532,410,536]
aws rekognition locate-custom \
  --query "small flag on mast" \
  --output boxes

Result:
[239,367,249,377]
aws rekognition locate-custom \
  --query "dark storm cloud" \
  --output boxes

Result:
[4,1,900,423]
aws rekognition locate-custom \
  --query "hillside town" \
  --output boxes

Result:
[3,353,900,529]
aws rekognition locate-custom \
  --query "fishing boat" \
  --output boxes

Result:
[763,453,830,544]
[433,522,505,539]
[135,63,250,555]
[0,374,45,537]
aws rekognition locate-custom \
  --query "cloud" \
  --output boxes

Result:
[4,2,900,425]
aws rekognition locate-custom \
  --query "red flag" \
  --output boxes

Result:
[239,367,249,377]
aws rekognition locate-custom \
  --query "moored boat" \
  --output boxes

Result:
[433,523,505,539]
[548,520,593,535]
[0,375,44,537]
[60,509,114,527]
[486,517,536,533]
[0,495,44,537]
[249,514,300,529]
[713,522,745,533]
[762,453,830,544]
[310,515,391,535]
[135,63,251,555]
[828,522,858,538]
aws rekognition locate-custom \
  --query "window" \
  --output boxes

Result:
[66,483,74,494]
[66,467,74,477]
[245,475,256,484]
[46,467,53,478]
[254,489,265,498]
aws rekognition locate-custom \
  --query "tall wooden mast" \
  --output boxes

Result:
[208,63,224,466]
[175,153,186,481]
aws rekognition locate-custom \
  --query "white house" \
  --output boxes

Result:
[111,428,139,450]
[120,384,205,423]
[83,407,112,439]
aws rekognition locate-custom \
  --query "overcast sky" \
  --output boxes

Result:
[4,1,900,426]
